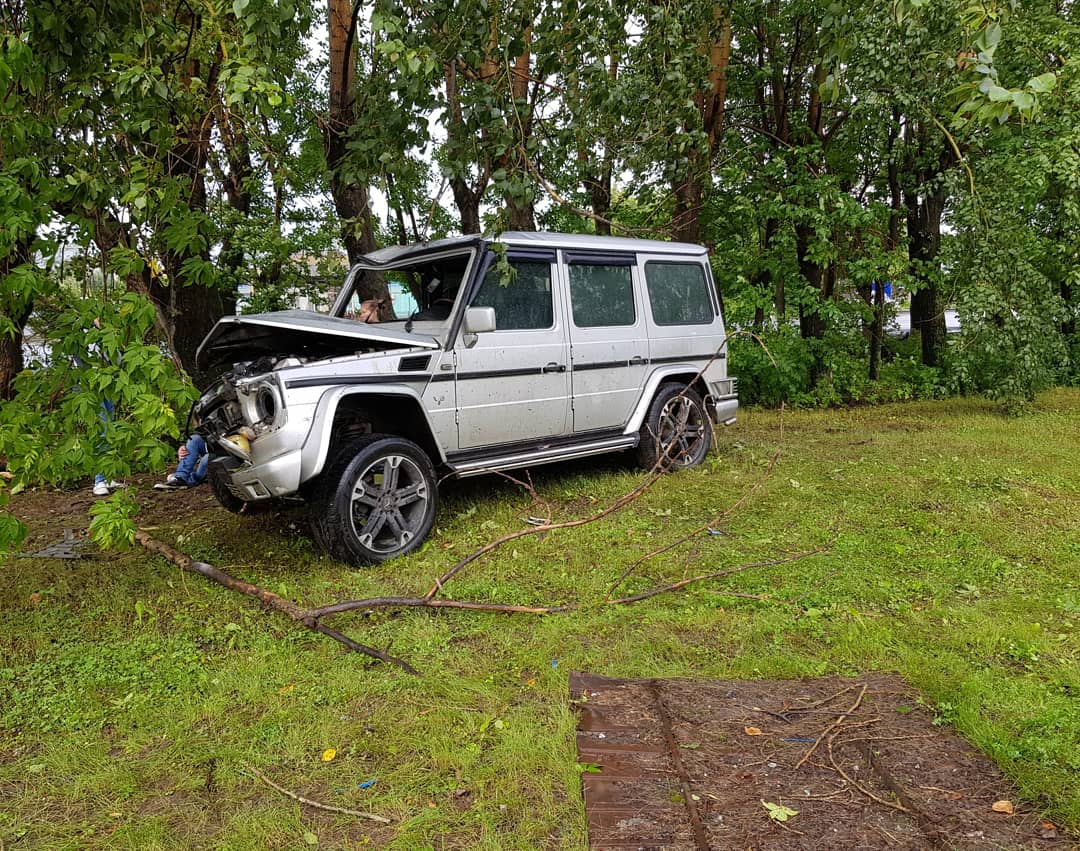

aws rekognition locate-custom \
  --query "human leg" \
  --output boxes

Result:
[174,434,206,484]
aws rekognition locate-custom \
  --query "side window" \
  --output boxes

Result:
[471,259,554,330]
[569,263,635,327]
[644,262,716,325]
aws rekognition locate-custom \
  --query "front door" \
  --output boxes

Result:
[454,254,571,449]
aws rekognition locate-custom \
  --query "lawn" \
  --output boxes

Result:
[2,390,1079,849]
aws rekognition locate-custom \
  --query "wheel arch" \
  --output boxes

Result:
[300,386,444,484]
[625,368,714,434]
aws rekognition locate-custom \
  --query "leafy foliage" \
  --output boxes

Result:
[0,293,195,546]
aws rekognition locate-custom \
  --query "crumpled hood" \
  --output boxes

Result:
[196,310,439,370]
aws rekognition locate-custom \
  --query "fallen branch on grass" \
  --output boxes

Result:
[608,401,786,599]
[136,528,830,673]
[244,763,392,824]
[134,531,418,674]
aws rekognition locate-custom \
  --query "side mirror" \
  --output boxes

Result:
[463,306,496,334]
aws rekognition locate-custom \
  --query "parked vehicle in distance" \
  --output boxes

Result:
[193,232,738,565]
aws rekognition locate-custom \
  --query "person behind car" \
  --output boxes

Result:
[154,433,209,490]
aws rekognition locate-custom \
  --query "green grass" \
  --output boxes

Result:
[3,389,1079,848]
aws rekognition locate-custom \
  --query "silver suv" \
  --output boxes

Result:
[194,232,738,565]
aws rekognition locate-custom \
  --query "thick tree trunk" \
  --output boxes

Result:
[147,93,232,382]
[906,187,947,368]
[445,62,487,235]
[795,223,826,340]
[325,0,388,314]
[451,176,483,235]
[0,323,25,401]
[671,12,731,244]
[585,166,612,236]
[506,189,536,231]
[672,173,703,244]
[501,43,536,231]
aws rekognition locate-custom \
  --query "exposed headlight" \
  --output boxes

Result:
[255,385,278,422]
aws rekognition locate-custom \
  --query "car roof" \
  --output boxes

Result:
[358,232,707,266]
[498,231,707,256]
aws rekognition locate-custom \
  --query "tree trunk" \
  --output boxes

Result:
[445,61,487,235]
[0,242,32,401]
[672,173,703,244]
[795,222,826,340]
[500,41,536,231]
[906,187,947,368]
[872,109,903,382]
[451,178,483,235]
[0,322,26,401]
[671,11,731,244]
[752,218,777,330]
[579,54,617,236]
[324,0,388,316]
[146,80,232,382]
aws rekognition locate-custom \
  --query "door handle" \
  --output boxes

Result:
[542,362,567,373]
[629,355,647,366]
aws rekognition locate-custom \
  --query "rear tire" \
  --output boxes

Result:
[309,434,438,566]
[636,383,712,471]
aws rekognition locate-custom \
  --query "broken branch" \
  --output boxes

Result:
[244,763,392,823]
[134,531,418,674]
[794,683,868,771]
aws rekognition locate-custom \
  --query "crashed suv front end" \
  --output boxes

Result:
[193,308,446,507]
[193,358,315,502]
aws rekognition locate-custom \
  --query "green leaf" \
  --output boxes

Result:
[762,801,799,822]
[986,85,1012,103]
[1026,72,1056,94]
[1011,90,1034,112]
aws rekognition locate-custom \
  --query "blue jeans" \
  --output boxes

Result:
[175,434,208,485]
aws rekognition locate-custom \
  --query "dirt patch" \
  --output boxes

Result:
[8,474,225,553]
[571,672,1071,850]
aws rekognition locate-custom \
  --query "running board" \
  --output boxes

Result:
[446,435,639,478]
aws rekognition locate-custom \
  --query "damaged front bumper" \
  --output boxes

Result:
[196,371,318,502]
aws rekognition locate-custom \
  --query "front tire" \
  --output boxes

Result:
[636,383,712,470]
[208,455,247,514]
[309,435,438,566]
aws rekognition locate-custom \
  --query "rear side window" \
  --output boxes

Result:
[644,262,715,325]
[471,259,554,330]
[569,264,635,327]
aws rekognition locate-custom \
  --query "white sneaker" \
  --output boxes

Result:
[106,480,126,489]
[92,482,111,497]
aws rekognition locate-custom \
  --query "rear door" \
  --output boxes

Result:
[640,254,724,372]
[562,252,650,433]
[453,252,571,449]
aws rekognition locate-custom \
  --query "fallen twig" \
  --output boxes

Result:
[425,463,665,600]
[794,685,856,711]
[607,331,784,598]
[244,763,392,824]
[791,569,841,616]
[794,683,868,771]
[607,547,826,606]
[826,735,910,814]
